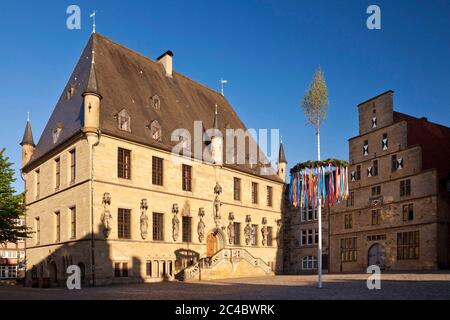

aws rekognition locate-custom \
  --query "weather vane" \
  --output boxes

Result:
[90,11,97,34]
[220,79,228,96]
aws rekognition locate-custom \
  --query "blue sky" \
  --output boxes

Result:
[1,0,450,193]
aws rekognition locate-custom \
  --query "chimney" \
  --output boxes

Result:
[157,51,173,78]
[421,117,428,122]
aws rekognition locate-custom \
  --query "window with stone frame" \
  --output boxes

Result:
[35,169,40,199]
[152,157,164,186]
[35,217,40,245]
[55,157,60,190]
[233,178,241,201]
[301,206,318,222]
[182,216,192,242]
[402,204,414,222]
[55,211,60,243]
[118,208,131,239]
[69,149,76,183]
[117,109,131,132]
[302,256,318,270]
[118,148,131,180]
[400,179,411,197]
[382,133,388,151]
[373,160,379,176]
[70,207,76,240]
[267,186,273,207]
[233,222,241,245]
[371,185,381,196]
[340,238,357,262]
[182,164,192,192]
[251,182,258,204]
[371,209,381,225]
[152,212,164,241]
[347,191,355,207]
[356,165,361,181]
[397,231,419,260]
[150,120,162,142]
[344,214,353,229]
[363,140,369,157]
[251,224,258,246]
[372,109,377,128]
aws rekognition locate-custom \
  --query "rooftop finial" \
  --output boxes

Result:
[27,112,30,122]
[220,79,228,96]
[280,135,283,144]
[215,104,218,115]
[90,11,96,34]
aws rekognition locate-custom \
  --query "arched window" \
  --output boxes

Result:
[118,109,131,132]
[302,256,318,270]
[151,95,161,110]
[151,120,162,141]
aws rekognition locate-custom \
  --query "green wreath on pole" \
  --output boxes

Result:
[290,159,349,174]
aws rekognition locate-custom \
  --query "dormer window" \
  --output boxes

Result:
[118,109,131,132]
[363,140,369,157]
[52,124,63,144]
[66,86,75,101]
[382,133,388,151]
[150,120,162,141]
[151,95,161,110]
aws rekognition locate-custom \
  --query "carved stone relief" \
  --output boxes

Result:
[213,183,223,228]
[172,204,180,242]
[244,215,253,245]
[140,199,149,240]
[261,217,268,246]
[197,208,206,243]
[227,212,235,245]
[101,193,112,238]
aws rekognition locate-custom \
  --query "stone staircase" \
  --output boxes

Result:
[180,248,273,281]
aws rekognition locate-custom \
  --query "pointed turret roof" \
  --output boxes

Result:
[278,141,287,164]
[20,119,35,147]
[83,42,101,98]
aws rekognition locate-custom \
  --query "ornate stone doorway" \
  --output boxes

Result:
[206,230,225,257]
[368,243,385,269]
[206,233,218,257]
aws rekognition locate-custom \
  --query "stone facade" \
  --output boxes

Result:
[284,91,450,274]
[330,91,450,272]
[21,34,286,287]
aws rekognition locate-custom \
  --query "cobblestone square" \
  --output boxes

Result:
[1,273,450,300]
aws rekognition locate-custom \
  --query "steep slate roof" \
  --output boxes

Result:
[30,33,281,182]
[394,112,450,179]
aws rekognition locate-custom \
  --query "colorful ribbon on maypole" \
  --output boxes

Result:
[289,160,349,208]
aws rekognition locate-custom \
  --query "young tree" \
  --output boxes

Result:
[301,67,329,288]
[0,148,29,243]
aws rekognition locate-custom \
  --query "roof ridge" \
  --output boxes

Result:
[394,111,450,131]
[94,33,224,99]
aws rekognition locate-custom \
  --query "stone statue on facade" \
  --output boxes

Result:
[172,204,180,242]
[101,193,112,238]
[261,217,268,246]
[197,207,206,243]
[140,199,149,240]
[227,212,235,245]
[244,215,253,245]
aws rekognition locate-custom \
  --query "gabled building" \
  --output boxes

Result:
[21,33,286,287]
[330,91,450,272]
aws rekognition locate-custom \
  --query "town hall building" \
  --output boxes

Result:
[21,33,286,287]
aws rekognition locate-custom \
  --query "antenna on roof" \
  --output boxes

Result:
[90,11,97,34]
[220,79,228,96]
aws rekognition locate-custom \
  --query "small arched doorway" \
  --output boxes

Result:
[368,243,386,269]
[49,261,58,285]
